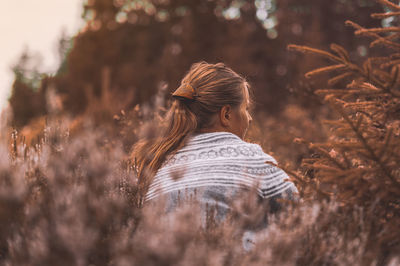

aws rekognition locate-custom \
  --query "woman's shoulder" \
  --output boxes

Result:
[165,132,276,163]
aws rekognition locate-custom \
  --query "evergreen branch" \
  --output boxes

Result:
[343,102,378,108]
[388,65,399,90]
[356,27,400,34]
[369,56,392,62]
[355,115,364,131]
[364,59,373,81]
[305,64,347,78]
[381,59,400,68]
[309,144,347,170]
[346,20,400,50]
[376,0,400,11]
[287,45,344,63]
[302,158,318,164]
[373,69,391,81]
[345,20,363,31]
[330,44,351,62]
[328,72,353,86]
[290,43,385,88]
[371,11,400,18]
[390,53,400,59]
[390,88,400,97]
[341,151,352,168]
[287,166,332,198]
[378,128,393,158]
[284,168,307,186]
[310,163,341,172]
[371,33,400,48]
[331,100,400,188]
[347,81,392,96]
[316,89,387,96]
[329,142,365,149]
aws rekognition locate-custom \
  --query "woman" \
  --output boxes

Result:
[132,62,297,221]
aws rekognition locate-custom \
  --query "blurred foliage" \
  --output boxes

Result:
[9,0,382,127]
[9,50,47,128]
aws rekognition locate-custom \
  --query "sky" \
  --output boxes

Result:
[0,0,83,111]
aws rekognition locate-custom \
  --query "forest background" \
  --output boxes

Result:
[1,0,399,265]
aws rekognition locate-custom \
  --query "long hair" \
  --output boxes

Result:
[132,62,248,195]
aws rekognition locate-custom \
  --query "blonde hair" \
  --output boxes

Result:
[132,61,248,194]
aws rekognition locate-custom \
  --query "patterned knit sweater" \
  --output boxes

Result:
[146,132,298,220]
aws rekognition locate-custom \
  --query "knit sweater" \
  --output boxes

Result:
[146,132,298,220]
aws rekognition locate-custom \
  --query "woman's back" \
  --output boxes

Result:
[132,61,298,227]
[146,132,297,221]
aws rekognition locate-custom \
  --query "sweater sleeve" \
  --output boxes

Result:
[251,144,298,200]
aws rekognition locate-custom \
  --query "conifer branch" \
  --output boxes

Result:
[342,102,377,108]
[370,56,392,62]
[388,65,399,89]
[290,44,386,88]
[378,128,393,158]
[341,151,352,168]
[371,33,400,47]
[331,101,400,188]
[371,11,400,18]
[305,64,347,78]
[355,115,364,131]
[373,69,391,81]
[376,0,400,11]
[356,27,400,34]
[311,164,341,172]
[308,144,347,170]
[328,72,353,86]
[346,20,400,50]
[316,89,386,96]
[287,45,344,63]
[381,59,400,68]
[390,53,400,59]
[330,44,351,62]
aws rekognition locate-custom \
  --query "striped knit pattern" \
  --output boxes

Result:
[146,132,297,205]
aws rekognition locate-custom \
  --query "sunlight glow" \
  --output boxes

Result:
[0,0,82,111]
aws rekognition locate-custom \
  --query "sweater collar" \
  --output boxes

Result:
[189,131,241,143]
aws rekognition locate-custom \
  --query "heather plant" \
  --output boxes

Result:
[0,105,398,265]
[0,119,141,265]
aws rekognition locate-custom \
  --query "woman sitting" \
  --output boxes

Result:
[132,61,297,222]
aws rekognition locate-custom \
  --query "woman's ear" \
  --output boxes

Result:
[220,105,231,127]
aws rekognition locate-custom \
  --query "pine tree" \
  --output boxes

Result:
[289,0,400,261]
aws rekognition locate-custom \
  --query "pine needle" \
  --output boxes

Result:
[309,144,346,169]
[376,0,400,11]
[305,64,347,78]
[378,128,393,158]
[381,59,400,68]
[390,53,400,59]
[287,45,344,63]
[328,72,353,86]
[371,12,400,19]
[346,20,400,50]
[371,34,400,48]
[356,27,400,34]
[330,44,350,62]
